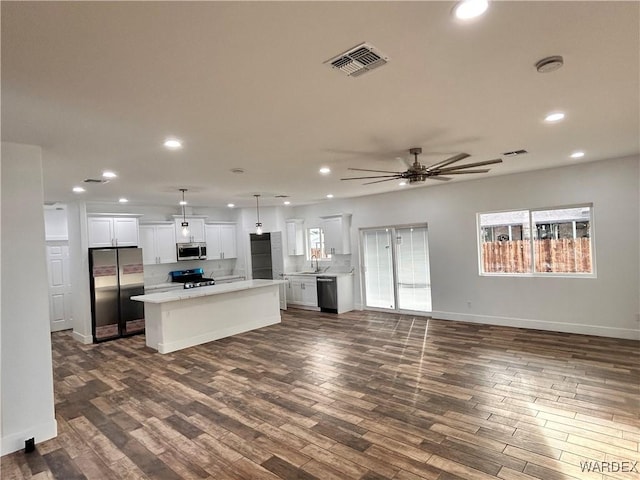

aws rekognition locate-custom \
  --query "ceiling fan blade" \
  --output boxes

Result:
[433,169,490,174]
[347,167,404,174]
[437,158,503,172]
[341,175,402,180]
[425,153,471,171]
[363,177,403,185]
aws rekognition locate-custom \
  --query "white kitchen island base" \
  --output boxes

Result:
[132,280,284,354]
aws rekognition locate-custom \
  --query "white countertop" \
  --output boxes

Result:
[132,279,285,304]
[284,271,353,277]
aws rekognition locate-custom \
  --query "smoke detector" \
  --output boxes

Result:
[535,55,564,73]
[326,42,389,77]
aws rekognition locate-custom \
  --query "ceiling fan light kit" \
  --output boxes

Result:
[341,147,502,185]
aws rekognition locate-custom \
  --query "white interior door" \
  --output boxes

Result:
[361,226,432,313]
[47,243,73,331]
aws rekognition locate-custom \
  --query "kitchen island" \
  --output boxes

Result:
[131,279,285,354]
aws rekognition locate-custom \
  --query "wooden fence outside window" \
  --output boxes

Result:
[482,238,591,273]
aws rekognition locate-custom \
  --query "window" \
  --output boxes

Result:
[478,205,594,275]
[307,227,329,259]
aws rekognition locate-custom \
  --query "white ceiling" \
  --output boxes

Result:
[2,1,638,209]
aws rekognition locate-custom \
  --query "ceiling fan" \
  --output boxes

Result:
[341,147,502,185]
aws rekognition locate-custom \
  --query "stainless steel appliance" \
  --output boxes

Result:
[317,276,338,313]
[170,268,216,289]
[89,247,145,342]
[250,233,273,279]
[249,231,286,309]
[176,242,207,261]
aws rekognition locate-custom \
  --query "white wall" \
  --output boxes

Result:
[1,143,57,454]
[290,156,640,340]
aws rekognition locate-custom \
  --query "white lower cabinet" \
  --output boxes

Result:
[286,275,318,309]
[139,223,177,265]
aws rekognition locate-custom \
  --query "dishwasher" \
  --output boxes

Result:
[316,276,338,313]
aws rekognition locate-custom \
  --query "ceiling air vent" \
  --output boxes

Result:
[502,149,528,157]
[326,42,389,77]
[84,178,108,183]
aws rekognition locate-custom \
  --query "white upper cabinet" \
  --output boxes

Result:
[88,216,139,247]
[139,223,177,265]
[205,223,237,260]
[286,219,304,256]
[322,214,352,255]
[174,217,206,243]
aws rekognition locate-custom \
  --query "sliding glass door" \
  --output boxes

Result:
[362,229,395,309]
[361,226,432,313]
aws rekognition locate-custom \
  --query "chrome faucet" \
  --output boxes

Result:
[311,254,320,272]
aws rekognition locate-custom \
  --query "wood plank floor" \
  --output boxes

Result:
[2,309,639,479]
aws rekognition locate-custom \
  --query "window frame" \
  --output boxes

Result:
[306,226,330,260]
[477,203,596,278]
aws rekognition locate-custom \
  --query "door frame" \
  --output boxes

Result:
[359,223,432,315]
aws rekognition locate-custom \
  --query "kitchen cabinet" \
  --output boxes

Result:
[322,214,352,255]
[286,275,318,308]
[205,223,237,259]
[88,216,139,247]
[174,217,206,243]
[286,219,304,256]
[139,223,177,265]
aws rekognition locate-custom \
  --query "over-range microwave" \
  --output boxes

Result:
[177,242,207,261]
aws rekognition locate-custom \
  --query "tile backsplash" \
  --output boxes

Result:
[144,258,237,285]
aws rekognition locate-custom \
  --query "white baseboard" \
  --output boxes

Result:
[431,311,640,340]
[1,419,57,456]
[72,330,93,344]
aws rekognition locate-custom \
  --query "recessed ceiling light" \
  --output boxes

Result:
[227,203,235,208]
[102,170,117,179]
[319,167,331,175]
[399,181,407,187]
[284,201,291,205]
[326,194,334,199]
[179,200,187,206]
[544,112,565,123]
[72,186,85,193]
[453,0,489,20]
[570,151,585,159]
[119,198,128,203]
[164,138,182,149]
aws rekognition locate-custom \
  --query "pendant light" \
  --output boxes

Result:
[254,194,263,235]
[179,188,190,237]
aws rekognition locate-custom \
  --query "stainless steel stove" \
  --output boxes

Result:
[169,268,216,289]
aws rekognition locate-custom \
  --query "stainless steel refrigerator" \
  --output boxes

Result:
[89,247,145,342]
